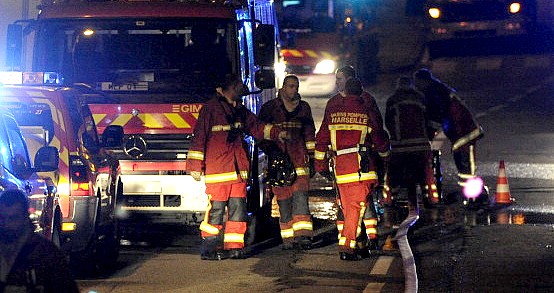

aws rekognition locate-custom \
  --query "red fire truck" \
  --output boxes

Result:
[5,0,281,247]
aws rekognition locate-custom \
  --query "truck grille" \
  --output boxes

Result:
[439,1,512,22]
[123,194,181,207]
[286,64,314,75]
[109,134,191,161]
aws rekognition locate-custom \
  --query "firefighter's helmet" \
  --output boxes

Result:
[262,142,297,187]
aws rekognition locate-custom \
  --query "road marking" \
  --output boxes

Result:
[370,256,394,275]
[363,282,386,292]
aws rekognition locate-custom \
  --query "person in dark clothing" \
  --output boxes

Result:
[385,76,439,211]
[0,189,79,293]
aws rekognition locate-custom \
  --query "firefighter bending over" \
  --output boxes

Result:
[259,75,316,250]
[186,74,287,260]
[384,76,439,212]
[315,77,391,261]
[413,68,487,205]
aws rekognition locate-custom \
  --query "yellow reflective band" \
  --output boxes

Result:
[112,113,133,127]
[295,167,309,176]
[205,172,238,184]
[187,150,204,161]
[281,121,302,128]
[458,173,475,180]
[281,228,294,239]
[349,240,357,249]
[292,221,313,231]
[287,49,303,57]
[314,150,326,160]
[339,237,346,246]
[164,113,191,128]
[224,233,244,243]
[335,172,377,184]
[336,223,344,231]
[304,50,318,58]
[328,124,369,131]
[240,170,249,180]
[366,228,377,235]
[93,114,107,126]
[211,124,231,131]
[452,128,483,151]
[264,124,273,140]
[364,219,378,226]
[305,141,315,150]
[200,221,220,235]
[379,150,391,157]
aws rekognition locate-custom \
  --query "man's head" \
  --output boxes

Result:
[335,65,356,94]
[279,75,300,102]
[413,68,434,90]
[344,77,363,96]
[396,76,414,90]
[217,73,247,102]
[0,189,31,243]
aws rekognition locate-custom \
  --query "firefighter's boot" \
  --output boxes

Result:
[201,236,227,261]
[296,236,313,250]
[229,248,247,259]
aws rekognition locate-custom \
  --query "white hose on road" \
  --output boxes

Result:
[393,210,419,293]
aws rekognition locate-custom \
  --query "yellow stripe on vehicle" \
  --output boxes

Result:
[304,50,318,58]
[164,113,191,128]
[138,113,163,128]
[112,113,133,126]
[92,114,107,125]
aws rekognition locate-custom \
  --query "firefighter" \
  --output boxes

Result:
[333,65,387,251]
[384,76,439,213]
[259,75,316,250]
[186,74,287,260]
[0,190,80,292]
[413,68,487,203]
[315,77,391,261]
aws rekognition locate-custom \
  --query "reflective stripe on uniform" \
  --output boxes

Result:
[224,233,244,244]
[281,228,294,239]
[205,171,238,184]
[295,167,309,176]
[200,221,219,235]
[335,172,377,184]
[292,221,313,232]
[264,124,274,140]
[452,128,483,151]
[305,140,315,151]
[187,150,204,161]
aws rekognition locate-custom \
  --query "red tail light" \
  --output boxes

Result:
[70,155,92,196]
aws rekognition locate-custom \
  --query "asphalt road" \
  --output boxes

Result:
[76,43,554,292]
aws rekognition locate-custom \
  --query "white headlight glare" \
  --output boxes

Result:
[509,3,521,14]
[428,7,441,19]
[313,59,336,74]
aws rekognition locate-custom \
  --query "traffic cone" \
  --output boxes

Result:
[382,235,398,251]
[494,160,513,205]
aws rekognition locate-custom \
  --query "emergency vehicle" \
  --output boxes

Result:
[416,0,554,41]
[0,75,123,271]
[0,107,59,243]
[5,0,282,237]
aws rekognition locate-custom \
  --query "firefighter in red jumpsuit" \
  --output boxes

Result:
[259,75,316,250]
[186,74,287,260]
[413,68,487,205]
[384,76,439,212]
[332,66,386,253]
[315,77,391,261]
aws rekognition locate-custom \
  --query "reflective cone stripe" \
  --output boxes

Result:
[495,160,512,204]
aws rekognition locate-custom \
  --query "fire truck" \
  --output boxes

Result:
[5,0,282,241]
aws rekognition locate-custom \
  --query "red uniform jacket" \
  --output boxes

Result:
[448,93,483,151]
[259,98,316,177]
[314,94,390,185]
[186,95,282,185]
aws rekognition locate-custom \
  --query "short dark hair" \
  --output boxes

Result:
[282,74,299,86]
[218,73,242,90]
[336,65,356,79]
[345,77,363,96]
[0,189,29,216]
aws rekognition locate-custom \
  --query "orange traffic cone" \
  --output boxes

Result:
[494,160,513,205]
[382,235,398,251]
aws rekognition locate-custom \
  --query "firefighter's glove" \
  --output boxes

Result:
[191,171,202,181]
[319,170,334,182]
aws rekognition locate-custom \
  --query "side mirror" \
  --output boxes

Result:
[6,24,23,70]
[34,146,59,172]
[102,125,124,148]
[254,69,276,90]
[253,24,275,68]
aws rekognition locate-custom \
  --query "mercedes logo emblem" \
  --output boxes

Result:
[123,135,147,158]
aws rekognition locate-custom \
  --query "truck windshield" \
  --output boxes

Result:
[33,19,236,100]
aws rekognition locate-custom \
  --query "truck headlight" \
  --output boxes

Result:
[313,59,336,74]
[509,2,521,14]
[428,7,441,19]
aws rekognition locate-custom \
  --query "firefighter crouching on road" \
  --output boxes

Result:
[314,77,391,261]
[332,66,386,252]
[259,75,316,250]
[186,74,288,260]
[384,76,439,212]
[413,69,487,204]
